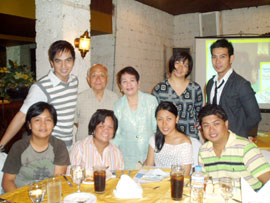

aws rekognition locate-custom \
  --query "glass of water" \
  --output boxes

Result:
[29,181,46,203]
[70,165,85,192]
[47,177,62,203]
[220,177,233,203]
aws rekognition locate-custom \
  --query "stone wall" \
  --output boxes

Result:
[113,0,174,94]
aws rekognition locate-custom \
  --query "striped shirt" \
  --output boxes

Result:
[69,136,124,171]
[35,72,78,147]
[199,131,270,190]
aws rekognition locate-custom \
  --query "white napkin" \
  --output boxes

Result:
[241,177,270,203]
[113,175,143,199]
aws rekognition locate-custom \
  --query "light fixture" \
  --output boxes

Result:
[74,30,91,58]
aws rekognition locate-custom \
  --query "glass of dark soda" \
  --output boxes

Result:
[170,165,184,200]
[93,166,106,193]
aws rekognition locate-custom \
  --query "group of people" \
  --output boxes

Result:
[0,38,269,193]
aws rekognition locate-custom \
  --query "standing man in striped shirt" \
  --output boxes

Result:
[198,104,270,190]
[0,40,78,149]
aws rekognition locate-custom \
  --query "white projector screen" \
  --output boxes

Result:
[195,37,270,109]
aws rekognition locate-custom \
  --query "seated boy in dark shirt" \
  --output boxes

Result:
[2,102,70,192]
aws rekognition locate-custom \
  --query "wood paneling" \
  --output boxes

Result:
[135,0,270,15]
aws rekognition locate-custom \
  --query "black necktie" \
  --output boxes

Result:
[212,80,224,104]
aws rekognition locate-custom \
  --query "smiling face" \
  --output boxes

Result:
[50,50,74,83]
[201,114,229,145]
[211,47,234,79]
[93,116,115,145]
[87,65,108,91]
[29,109,55,139]
[156,109,179,136]
[172,59,189,78]
[120,73,139,97]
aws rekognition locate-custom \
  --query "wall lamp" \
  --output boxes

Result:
[74,30,91,58]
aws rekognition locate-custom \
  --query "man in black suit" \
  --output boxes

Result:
[206,38,261,138]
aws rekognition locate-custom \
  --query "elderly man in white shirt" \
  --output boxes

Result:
[75,64,118,141]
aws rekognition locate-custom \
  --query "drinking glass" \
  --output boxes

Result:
[70,165,85,192]
[47,178,62,203]
[28,181,46,203]
[170,165,184,201]
[93,166,106,193]
[220,177,233,203]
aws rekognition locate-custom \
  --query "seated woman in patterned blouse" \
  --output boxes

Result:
[144,101,192,175]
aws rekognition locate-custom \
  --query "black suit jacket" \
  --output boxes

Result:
[206,71,261,138]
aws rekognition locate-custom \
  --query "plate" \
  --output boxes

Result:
[64,192,97,203]
[82,170,112,184]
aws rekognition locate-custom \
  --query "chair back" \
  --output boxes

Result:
[190,137,202,168]
[0,152,7,194]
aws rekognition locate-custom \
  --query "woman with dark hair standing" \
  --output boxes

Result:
[145,101,192,175]
[112,66,158,170]
[152,52,203,140]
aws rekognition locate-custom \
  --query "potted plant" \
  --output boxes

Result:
[0,60,35,102]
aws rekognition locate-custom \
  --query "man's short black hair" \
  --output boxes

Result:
[48,40,75,62]
[210,38,234,57]
[198,104,228,126]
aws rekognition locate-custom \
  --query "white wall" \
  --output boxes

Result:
[174,12,200,81]
[91,34,115,90]
[113,0,174,94]
[222,6,270,35]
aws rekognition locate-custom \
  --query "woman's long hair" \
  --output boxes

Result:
[155,101,180,152]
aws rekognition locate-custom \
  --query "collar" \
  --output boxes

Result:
[225,130,236,147]
[89,135,110,151]
[48,69,72,87]
[214,68,233,84]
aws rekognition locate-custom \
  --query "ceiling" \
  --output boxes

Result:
[135,0,270,15]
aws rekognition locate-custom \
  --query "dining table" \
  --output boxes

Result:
[0,169,244,203]
[0,170,187,203]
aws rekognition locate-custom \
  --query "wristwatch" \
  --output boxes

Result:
[0,144,5,152]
